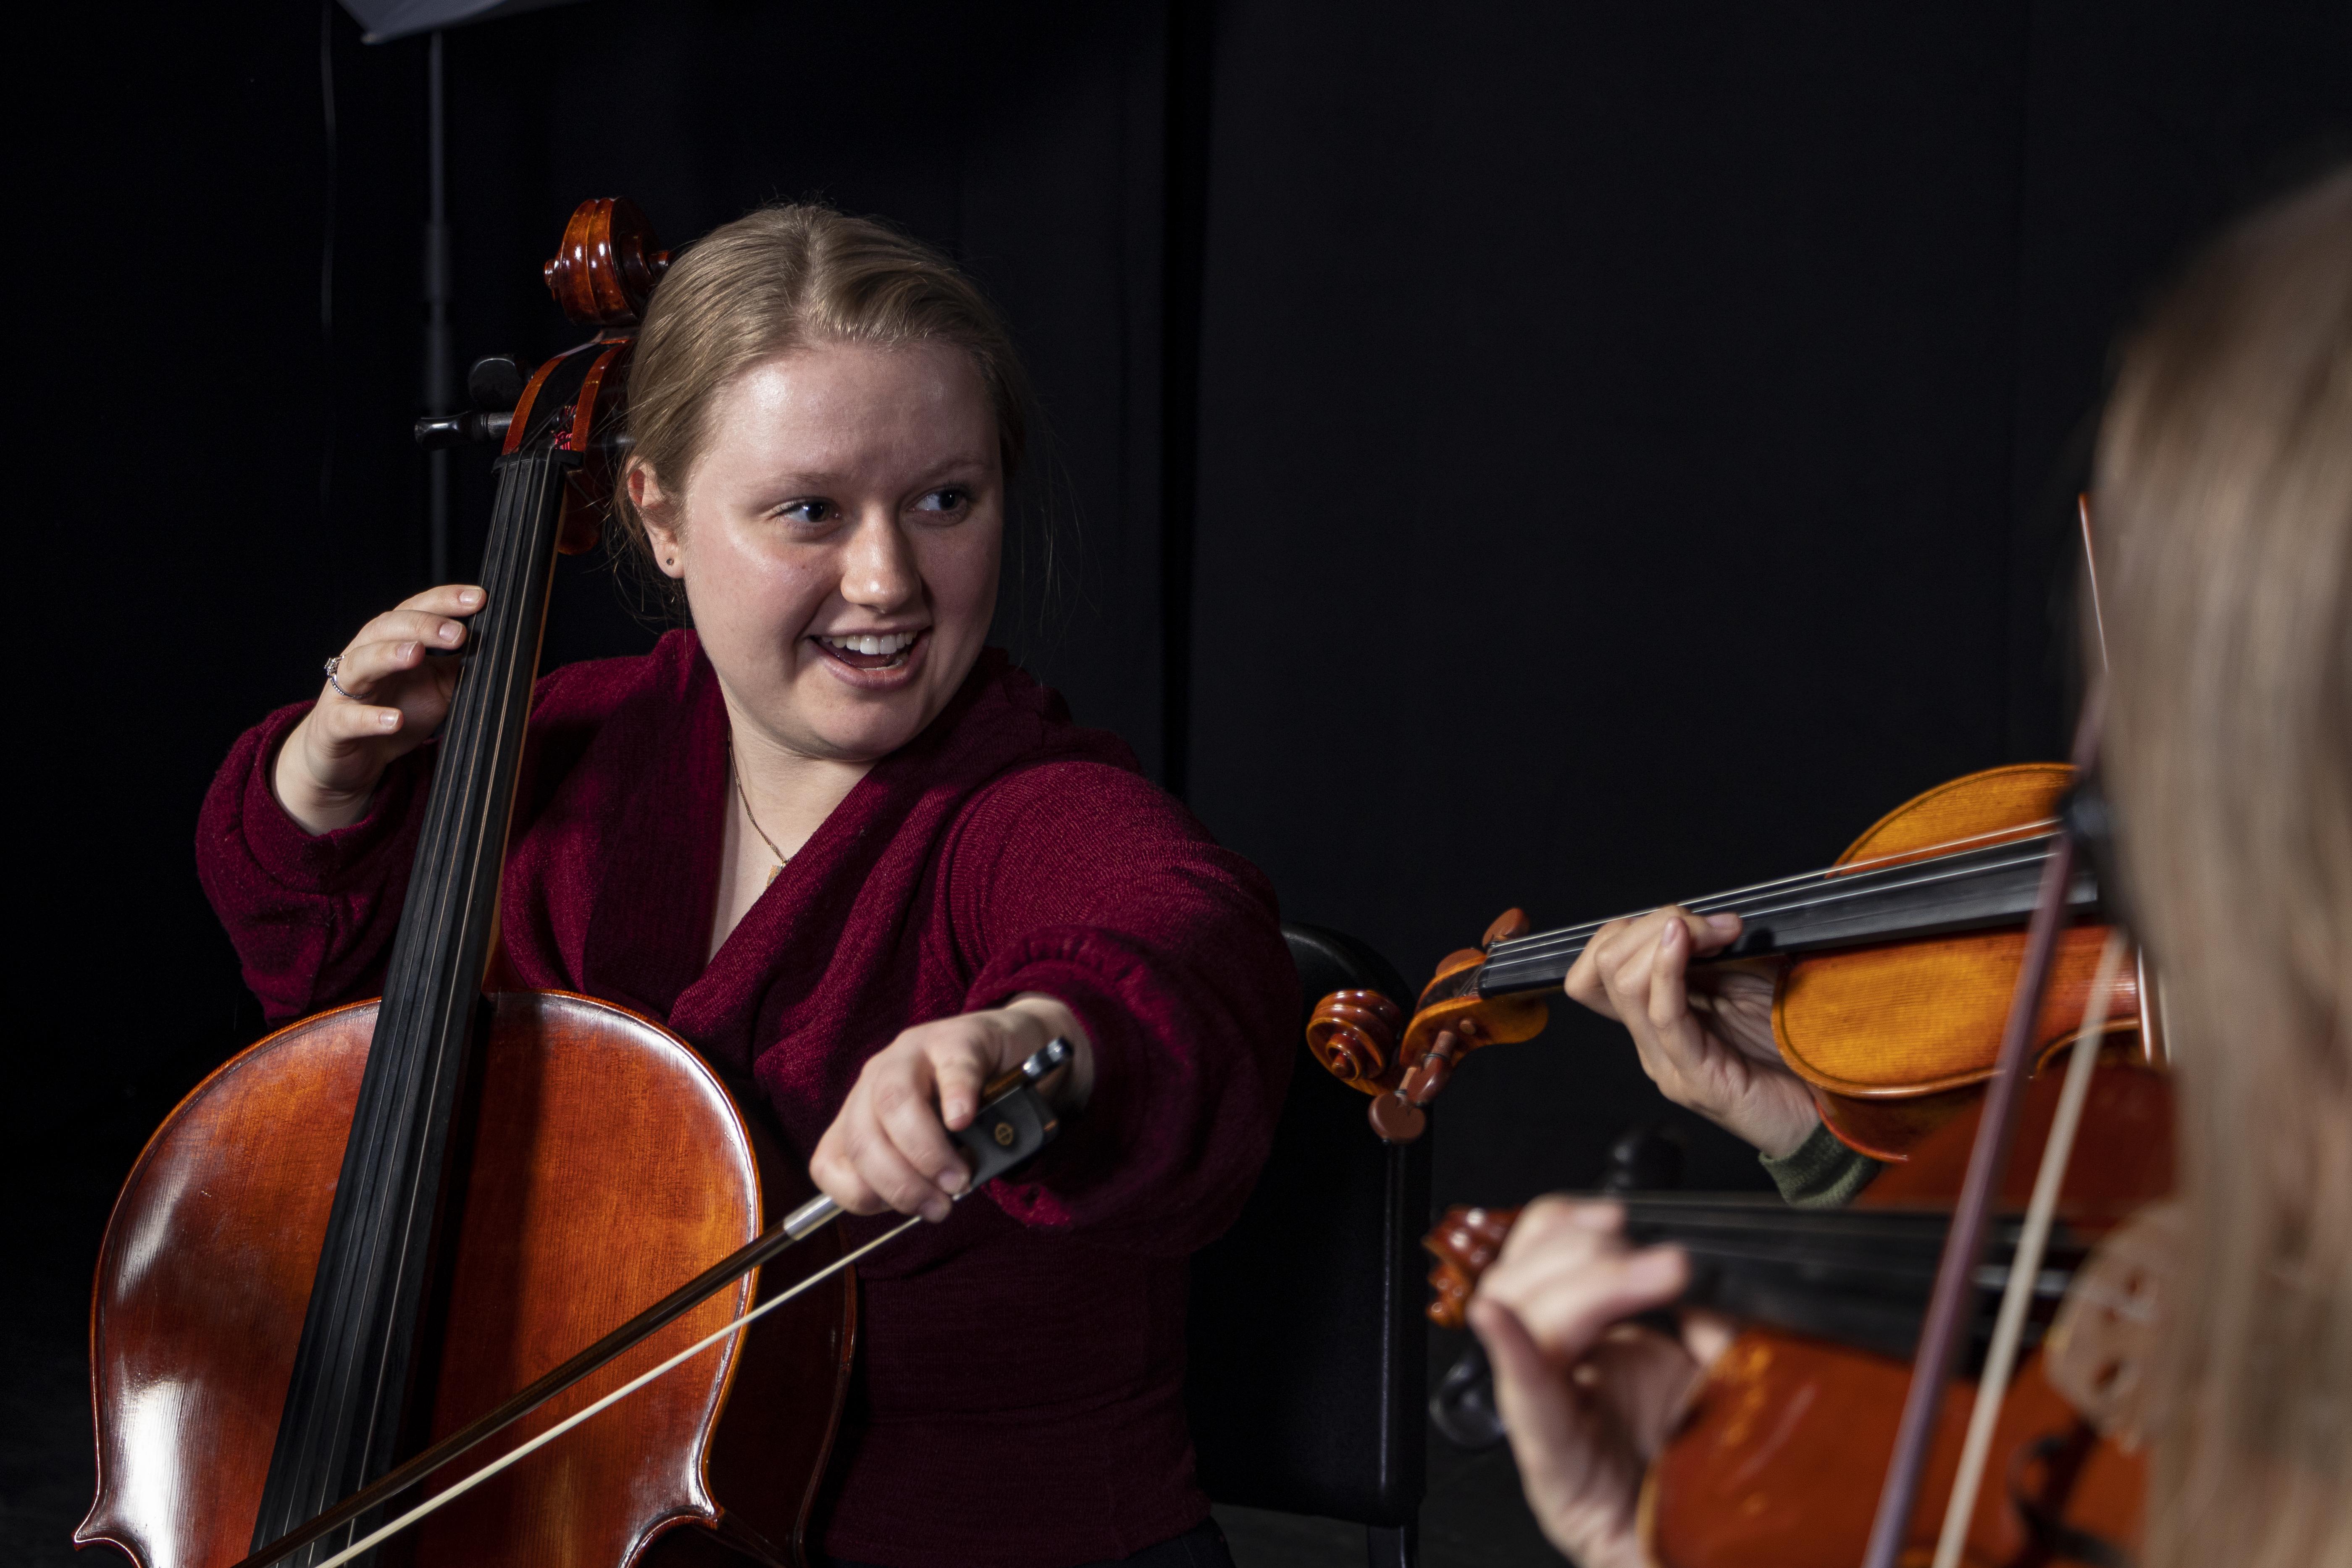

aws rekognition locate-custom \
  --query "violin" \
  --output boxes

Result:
[1307,762,2154,1154]
[81,200,857,1568]
[1422,1056,2176,1567]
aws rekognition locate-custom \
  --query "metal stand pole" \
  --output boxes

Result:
[424,29,453,583]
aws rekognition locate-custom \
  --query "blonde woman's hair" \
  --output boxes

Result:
[2095,164,2352,1568]
[612,202,1036,577]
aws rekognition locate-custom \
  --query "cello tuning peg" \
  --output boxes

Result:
[468,355,527,412]
[415,410,513,450]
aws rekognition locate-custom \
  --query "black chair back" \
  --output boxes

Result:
[1186,924,1429,1562]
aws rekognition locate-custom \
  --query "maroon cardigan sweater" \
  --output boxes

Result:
[194,632,1295,1568]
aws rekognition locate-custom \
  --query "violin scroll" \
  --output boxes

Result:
[1305,989,1403,1085]
[1304,906,1550,1142]
[544,196,671,328]
[1424,1204,1520,1331]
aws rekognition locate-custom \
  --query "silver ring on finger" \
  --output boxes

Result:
[324,654,358,702]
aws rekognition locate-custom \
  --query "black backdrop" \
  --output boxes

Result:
[13,1,2348,1561]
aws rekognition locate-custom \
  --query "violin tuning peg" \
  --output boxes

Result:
[1481,908,1532,949]
[1368,1092,1427,1143]
[1401,1030,1460,1105]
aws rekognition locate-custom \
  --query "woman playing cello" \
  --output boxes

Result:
[1478,165,2352,1567]
[195,205,1291,1568]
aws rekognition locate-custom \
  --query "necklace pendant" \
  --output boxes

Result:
[765,863,782,887]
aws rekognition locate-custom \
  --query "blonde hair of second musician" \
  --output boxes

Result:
[2097,163,2352,1568]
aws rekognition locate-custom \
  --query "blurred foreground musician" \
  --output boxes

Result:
[1483,165,2352,1568]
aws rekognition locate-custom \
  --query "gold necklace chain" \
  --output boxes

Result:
[727,736,790,886]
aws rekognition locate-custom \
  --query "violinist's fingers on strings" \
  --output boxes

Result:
[1479,1197,1689,1362]
[1564,917,1634,1019]
[1471,1295,1654,1568]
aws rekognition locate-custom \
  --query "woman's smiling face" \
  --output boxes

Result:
[634,338,1004,764]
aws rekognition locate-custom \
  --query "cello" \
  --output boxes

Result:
[80,199,857,1568]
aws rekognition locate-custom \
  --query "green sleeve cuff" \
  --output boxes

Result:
[1759,1121,1881,1208]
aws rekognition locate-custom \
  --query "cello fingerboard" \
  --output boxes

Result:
[248,422,581,1564]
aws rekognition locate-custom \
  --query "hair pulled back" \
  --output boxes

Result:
[613,203,1035,571]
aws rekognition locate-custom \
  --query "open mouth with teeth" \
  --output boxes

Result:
[813,629,925,671]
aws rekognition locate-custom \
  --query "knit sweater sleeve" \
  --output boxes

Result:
[193,701,434,1023]
[944,760,1295,1254]
[1759,1120,1883,1208]
[192,661,618,1025]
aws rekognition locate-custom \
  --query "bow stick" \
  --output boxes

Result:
[234,1038,1073,1568]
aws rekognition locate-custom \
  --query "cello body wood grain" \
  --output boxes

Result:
[77,991,853,1568]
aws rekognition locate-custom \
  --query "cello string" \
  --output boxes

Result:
[1928,929,2130,1568]
[1490,836,2064,972]
[1486,820,2061,964]
[302,1213,923,1568]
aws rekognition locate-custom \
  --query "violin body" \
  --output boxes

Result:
[1646,1059,2171,1568]
[78,990,853,1568]
[1779,765,2146,1161]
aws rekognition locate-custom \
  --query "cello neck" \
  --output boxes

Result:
[248,358,597,1560]
[1475,829,2100,997]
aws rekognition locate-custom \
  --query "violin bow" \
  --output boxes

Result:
[1914,493,2130,1565]
[231,1040,1073,1568]
[1859,691,2107,1568]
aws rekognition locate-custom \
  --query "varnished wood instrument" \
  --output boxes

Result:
[1309,763,2151,1153]
[1423,1058,2174,1567]
[80,199,858,1568]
